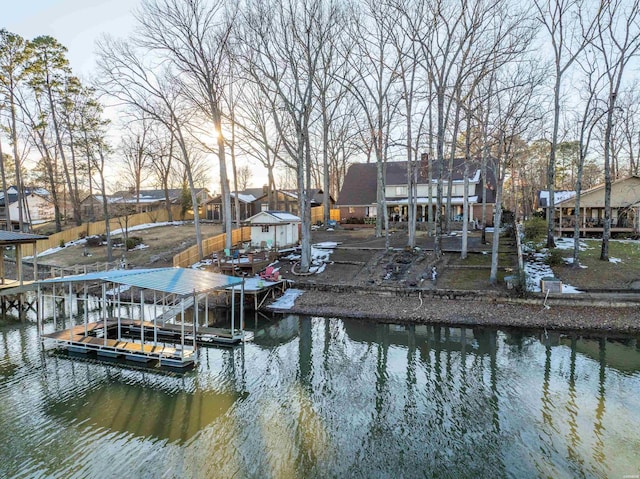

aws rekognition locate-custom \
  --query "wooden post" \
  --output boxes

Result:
[16,245,23,286]
[0,248,4,285]
[32,242,38,281]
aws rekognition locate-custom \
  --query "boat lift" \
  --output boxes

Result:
[37,268,246,368]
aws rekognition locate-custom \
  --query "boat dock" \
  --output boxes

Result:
[37,268,248,368]
[226,276,289,310]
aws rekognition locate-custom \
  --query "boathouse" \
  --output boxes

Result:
[38,268,247,368]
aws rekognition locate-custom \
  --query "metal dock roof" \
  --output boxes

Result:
[38,268,243,296]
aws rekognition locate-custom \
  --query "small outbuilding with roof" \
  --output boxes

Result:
[244,211,301,250]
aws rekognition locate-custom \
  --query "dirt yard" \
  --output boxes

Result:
[36,222,223,269]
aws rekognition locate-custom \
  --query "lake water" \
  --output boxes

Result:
[0,314,639,478]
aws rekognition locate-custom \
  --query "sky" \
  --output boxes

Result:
[5,0,139,78]
[3,0,267,193]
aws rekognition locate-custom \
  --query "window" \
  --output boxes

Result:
[261,225,270,233]
[348,207,355,214]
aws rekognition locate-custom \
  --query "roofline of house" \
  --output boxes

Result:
[554,175,640,206]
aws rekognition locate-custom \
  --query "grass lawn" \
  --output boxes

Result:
[437,267,509,290]
[551,239,640,290]
[440,234,519,290]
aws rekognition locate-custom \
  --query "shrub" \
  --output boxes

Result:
[523,217,547,244]
[85,235,103,247]
[78,231,87,239]
[501,209,515,225]
[125,236,143,250]
[545,248,564,267]
[59,239,66,248]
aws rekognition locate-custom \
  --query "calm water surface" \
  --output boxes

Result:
[0,314,639,478]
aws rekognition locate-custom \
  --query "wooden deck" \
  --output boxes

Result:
[216,251,271,276]
[225,277,289,310]
[43,320,195,367]
[555,226,635,236]
[43,316,248,360]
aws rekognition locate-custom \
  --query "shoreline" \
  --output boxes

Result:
[281,289,640,335]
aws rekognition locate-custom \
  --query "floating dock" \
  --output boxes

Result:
[37,268,248,368]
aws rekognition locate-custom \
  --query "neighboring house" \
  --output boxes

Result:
[205,189,265,222]
[110,188,210,213]
[244,211,301,250]
[536,190,576,210]
[206,187,334,223]
[336,158,496,223]
[541,175,640,236]
[80,194,113,221]
[0,187,55,230]
[273,189,335,215]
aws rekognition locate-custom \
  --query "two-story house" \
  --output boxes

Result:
[336,158,496,224]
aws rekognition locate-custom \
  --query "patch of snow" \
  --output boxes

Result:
[281,243,335,274]
[314,241,338,248]
[524,253,582,294]
[28,221,186,259]
[609,257,622,264]
[554,237,589,251]
[191,258,213,269]
[110,221,185,236]
[562,284,582,293]
[310,263,327,274]
[130,243,148,251]
[563,257,588,268]
[105,284,131,296]
[267,288,304,310]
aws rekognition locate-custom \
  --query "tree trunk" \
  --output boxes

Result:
[601,100,614,261]
[0,140,10,228]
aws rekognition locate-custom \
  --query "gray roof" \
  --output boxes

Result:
[0,230,48,244]
[337,160,497,206]
[38,268,243,296]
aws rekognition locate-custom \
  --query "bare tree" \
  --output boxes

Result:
[241,0,342,272]
[341,0,402,245]
[571,57,605,266]
[232,81,283,209]
[533,0,598,249]
[236,163,252,191]
[97,37,205,259]
[592,0,640,261]
[136,0,236,248]
[488,61,545,284]
[0,29,30,230]
[120,118,152,212]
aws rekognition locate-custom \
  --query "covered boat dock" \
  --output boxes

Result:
[38,268,247,368]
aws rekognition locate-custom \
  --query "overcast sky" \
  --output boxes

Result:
[5,0,139,78]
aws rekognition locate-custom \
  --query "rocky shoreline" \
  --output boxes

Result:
[282,288,640,335]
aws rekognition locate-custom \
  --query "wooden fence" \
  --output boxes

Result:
[172,208,340,268]
[310,207,340,225]
[173,227,251,268]
[35,206,193,254]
